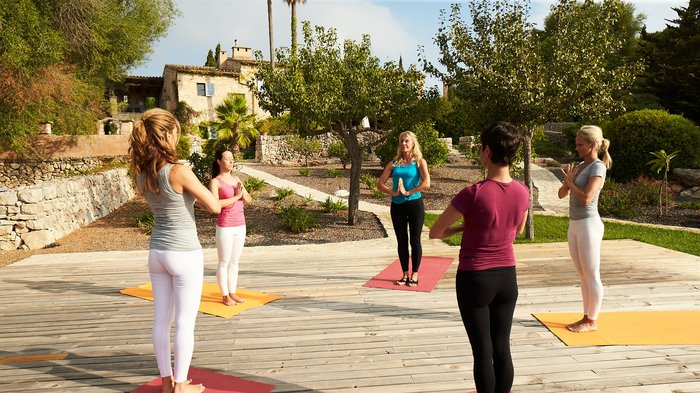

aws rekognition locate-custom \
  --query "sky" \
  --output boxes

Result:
[131,0,689,89]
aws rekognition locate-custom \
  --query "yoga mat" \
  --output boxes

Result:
[121,282,281,318]
[362,256,454,292]
[132,367,275,393]
[533,311,700,346]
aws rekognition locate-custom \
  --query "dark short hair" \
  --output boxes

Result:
[480,121,522,166]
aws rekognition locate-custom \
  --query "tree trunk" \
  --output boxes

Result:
[524,129,534,240]
[268,0,274,69]
[291,2,297,57]
[346,133,362,225]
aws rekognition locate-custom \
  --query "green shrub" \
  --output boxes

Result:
[677,201,700,210]
[598,177,661,219]
[131,212,154,235]
[375,122,449,167]
[244,177,266,194]
[287,135,322,166]
[275,187,295,200]
[326,168,342,178]
[372,190,385,199]
[187,152,214,184]
[298,168,311,177]
[360,172,378,189]
[177,136,191,159]
[327,141,351,169]
[320,197,347,213]
[279,204,319,233]
[605,109,700,181]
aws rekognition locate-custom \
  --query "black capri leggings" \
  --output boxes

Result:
[390,198,424,273]
[456,266,518,393]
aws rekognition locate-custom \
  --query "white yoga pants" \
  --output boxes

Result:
[567,216,604,320]
[215,225,246,296]
[148,248,203,383]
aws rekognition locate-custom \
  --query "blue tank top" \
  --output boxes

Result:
[391,160,422,204]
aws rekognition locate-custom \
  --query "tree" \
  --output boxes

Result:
[423,0,641,239]
[268,0,275,69]
[286,135,322,167]
[637,0,700,124]
[283,0,307,57]
[540,0,640,121]
[205,49,216,67]
[213,95,259,155]
[215,42,222,65]
[647,149,679,215]
[422,0,545,239]
[0,0,178,152]
[252,22,428,225]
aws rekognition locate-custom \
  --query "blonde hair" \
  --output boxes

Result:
[578,125,612,169]
[392,131,423,163]
[128,108,181,194]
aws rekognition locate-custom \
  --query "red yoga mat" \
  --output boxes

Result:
[132,367,275,393]
[362,256,454,292]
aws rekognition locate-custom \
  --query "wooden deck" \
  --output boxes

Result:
[1,236,699,392]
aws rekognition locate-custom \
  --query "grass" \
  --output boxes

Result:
[424,213,700,257]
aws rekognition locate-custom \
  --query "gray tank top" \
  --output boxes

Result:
[137,163,200,251]
[569,160,606,220]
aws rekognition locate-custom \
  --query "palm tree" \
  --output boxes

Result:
[283,0,307,57]
[268,0,274,69]
[648,149,679,215]
[214,95,259,155]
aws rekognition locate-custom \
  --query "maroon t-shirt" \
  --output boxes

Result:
[451,179,530,271]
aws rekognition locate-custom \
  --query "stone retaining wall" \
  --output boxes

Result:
[256,132,382,165]
[0,168,135,250]
[0,157,129,189]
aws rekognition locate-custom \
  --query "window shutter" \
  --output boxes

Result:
[206,82,215,96]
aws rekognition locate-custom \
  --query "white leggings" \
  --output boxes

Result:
[148,249,203,383]
[567,216,604,320]
[215,225,246,296]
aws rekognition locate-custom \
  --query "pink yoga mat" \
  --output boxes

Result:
[132,367,275,393]
[362,256,454,292]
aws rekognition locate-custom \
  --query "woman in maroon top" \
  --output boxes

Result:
[430,122,529,393]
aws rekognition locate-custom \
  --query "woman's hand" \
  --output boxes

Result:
[397,178,408,196]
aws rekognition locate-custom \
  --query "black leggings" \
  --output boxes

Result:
[456,267,518,393]
[390,198,424,273]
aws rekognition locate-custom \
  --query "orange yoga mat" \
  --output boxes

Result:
[132,366,275,393]
[120,282,281,318]
[533,311,700,346]
[362,256,454,292]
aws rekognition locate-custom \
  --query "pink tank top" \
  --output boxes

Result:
[216,176,245,227]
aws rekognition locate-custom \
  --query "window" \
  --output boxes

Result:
[197,82,215,97]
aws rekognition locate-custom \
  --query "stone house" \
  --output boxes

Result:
[115,44,268,123]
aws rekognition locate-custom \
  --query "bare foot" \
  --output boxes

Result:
[567,318,597,333]
[230,293,246,304]
[565,316,587,331]
[222,295,236,306]
[174,380,205,393]
[160,376,174,393]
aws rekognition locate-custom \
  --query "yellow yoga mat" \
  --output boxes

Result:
[120,282,282,318]
[533,311,700,346]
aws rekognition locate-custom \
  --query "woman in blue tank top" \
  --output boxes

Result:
[378,131,431,287]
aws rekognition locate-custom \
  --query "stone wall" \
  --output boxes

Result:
[0,168,135,251]
[0,157,129,189]
[256,132,382,165]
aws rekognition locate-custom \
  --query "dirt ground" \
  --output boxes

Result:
[0,158,484,268]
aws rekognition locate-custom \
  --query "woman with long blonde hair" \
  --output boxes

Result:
[558,125,612,333]
[129,108,221,393]
[377,131,431,287]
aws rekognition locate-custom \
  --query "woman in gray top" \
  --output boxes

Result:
[558,125,612,333]
[129,108,221,393]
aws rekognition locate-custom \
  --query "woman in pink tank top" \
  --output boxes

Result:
[209,150,252,306]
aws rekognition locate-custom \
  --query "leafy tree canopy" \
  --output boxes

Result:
[252,21,432,224]
[0,0,178,152]
[637,0,700,124]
